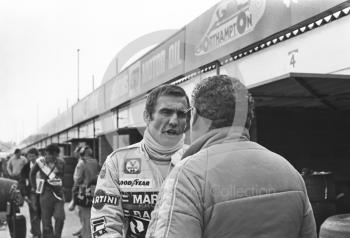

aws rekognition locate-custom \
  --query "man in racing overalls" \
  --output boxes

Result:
[90,85,190,238]
[30,144,65,238]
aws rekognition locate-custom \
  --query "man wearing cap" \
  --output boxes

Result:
[146,75,316,238]
[90,85,190,238]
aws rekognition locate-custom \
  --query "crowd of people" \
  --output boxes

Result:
[0,143,100,238]
[1,75,317,238]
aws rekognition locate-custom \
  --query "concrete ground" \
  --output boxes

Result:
[0,202,82,238]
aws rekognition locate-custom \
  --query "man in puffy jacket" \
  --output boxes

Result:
[146,75,317,238]
[90,85,189,238]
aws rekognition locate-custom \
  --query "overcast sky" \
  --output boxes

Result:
[0,0,219,143]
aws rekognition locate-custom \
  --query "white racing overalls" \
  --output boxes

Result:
[90,142,186,238]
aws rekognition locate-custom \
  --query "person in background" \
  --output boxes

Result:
[7,148,28,196]
[2,155,11,178]
[0,157,3,177]
[146,75,316,238]
[0,155,7,230]
[21,148,41,238]
[7,148,27,181]
[90,85,190,238]
[38,148,46,157]
[69,146,99,238]
[69,146,84,237]
[30,144,65,238]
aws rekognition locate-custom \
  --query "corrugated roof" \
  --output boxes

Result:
[250,73,350,110]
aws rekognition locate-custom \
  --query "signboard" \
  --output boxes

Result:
[51,135,59,143]
[105,71,129,110]
[68,127,78,140]
[141,30,185,91]
[58,131,67,143]
[86,87,105,117]
[217,15,350,88]
[55,108,73,133]
[79,125,87,138]
[87,121,94,138]
[290,0,348,24]
[72,87,105,125]
[129,61,142,98]
[94,118,102,136]
[129,98,146,128]
[185,0,348,72]
[118,106,129,128]
[96,112,117,135]
[73,96,88,124]
[79,121,94,138]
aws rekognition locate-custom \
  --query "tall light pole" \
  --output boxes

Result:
[36,103,39,132]
[77,48,80,102]
[21,120,24,142]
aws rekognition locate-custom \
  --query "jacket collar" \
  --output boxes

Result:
[182,126,249,160]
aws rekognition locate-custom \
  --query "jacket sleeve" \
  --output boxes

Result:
[299,185,317,238]
[90,153,125,238]
[73,160,84,184]
[29,162,40,191]
[20,163,30,196]
[7,158,13,176]
[299,200,317,238]
[146,160,203,238]
[72,160,84,195]
[295,172,317,238]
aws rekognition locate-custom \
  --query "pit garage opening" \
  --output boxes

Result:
[249,72,350,230]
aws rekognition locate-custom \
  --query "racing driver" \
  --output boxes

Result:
[90,84,190,238]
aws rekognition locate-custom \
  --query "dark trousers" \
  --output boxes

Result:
[40,189,65,238]
[29,192,41,237]
[78,206,92,238]
[11,175,26,197]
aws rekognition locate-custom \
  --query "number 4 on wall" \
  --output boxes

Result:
[288,49,298,68]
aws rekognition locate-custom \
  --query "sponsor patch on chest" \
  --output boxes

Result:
[121,191,158,205]
[118,178,153,188]
[124,158,141,174]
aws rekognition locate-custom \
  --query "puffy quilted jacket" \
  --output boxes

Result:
[146,128,316,238]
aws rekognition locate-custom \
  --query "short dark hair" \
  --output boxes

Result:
[27,148,39,156]
[14,148,21,154]
[38,149,46,156]
[80,146,91,156]
[45,144,60,155]
[192,75,255,130]
[145,85,189,118]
